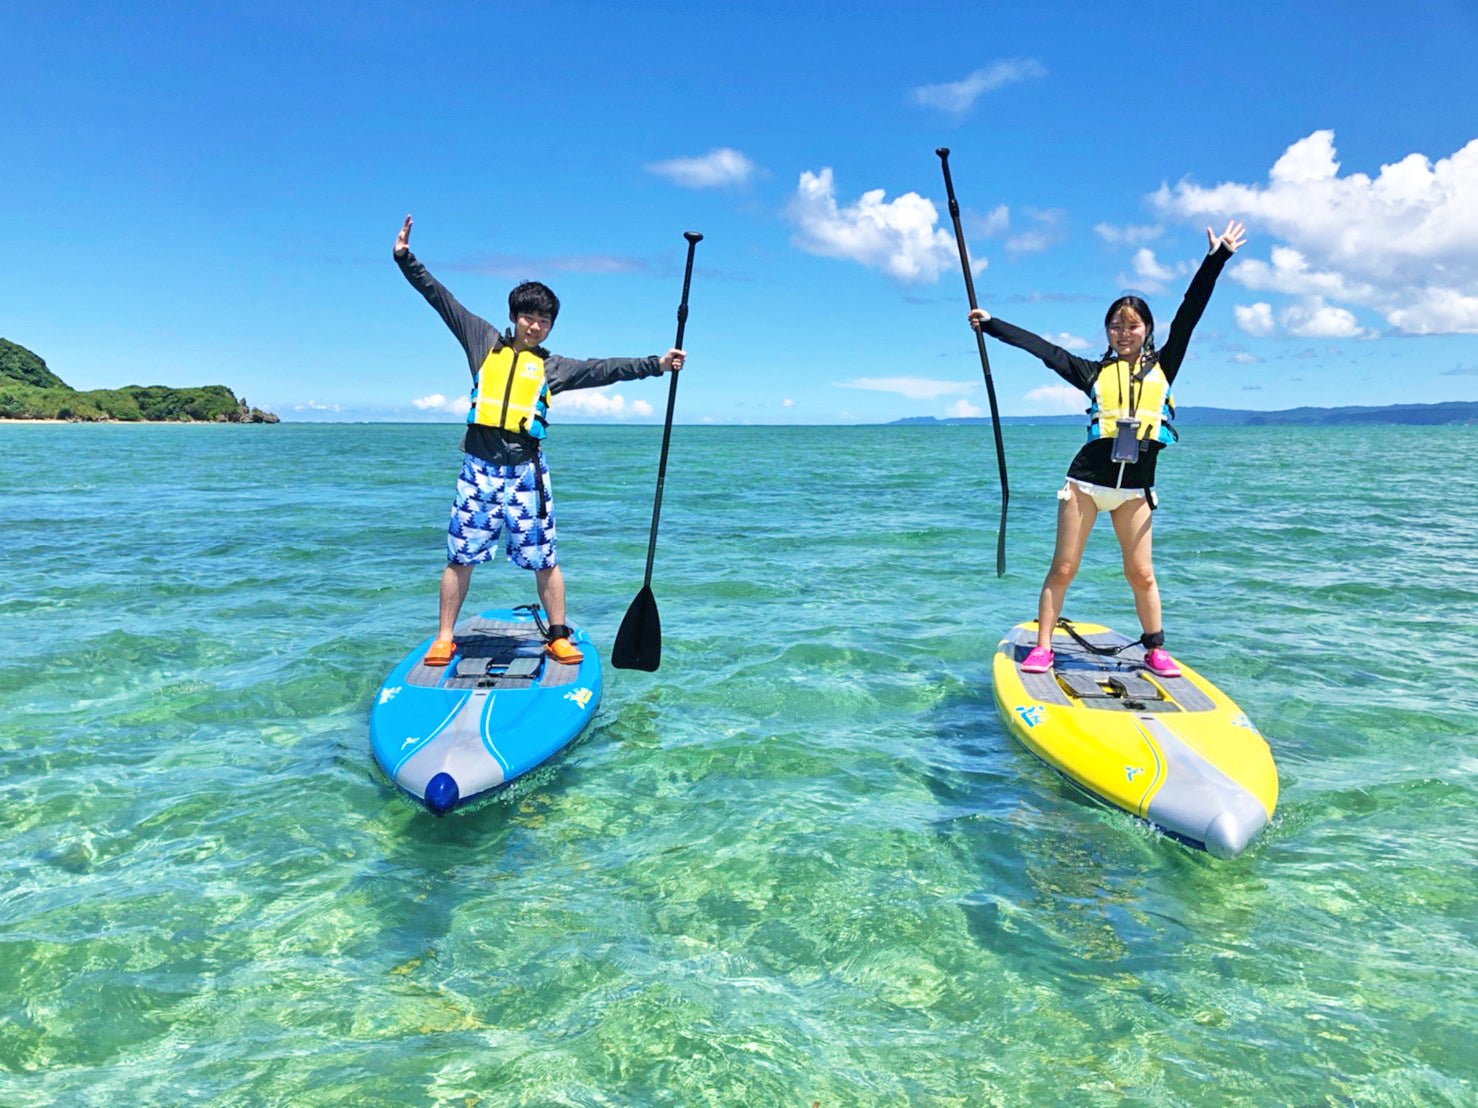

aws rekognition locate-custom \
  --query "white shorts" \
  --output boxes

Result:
[1058,479,1157,512]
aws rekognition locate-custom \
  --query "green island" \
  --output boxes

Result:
[0,338,278,423]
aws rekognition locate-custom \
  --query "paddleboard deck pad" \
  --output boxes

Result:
[371,608,601,814]
[993,620,1277,857]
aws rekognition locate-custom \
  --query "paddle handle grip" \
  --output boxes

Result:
[937,148,981,311]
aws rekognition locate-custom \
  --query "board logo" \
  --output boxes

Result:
[1015,705,1044,728]
[565,687,593,709]
[400,735,420,750]
[1230,713,1259,733]
[380,686,402,705]
[1125,765,1143,782]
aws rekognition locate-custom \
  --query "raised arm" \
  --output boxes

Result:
[1159,220,1247,380]
[969,308,1099,392]
[393,214,497,363]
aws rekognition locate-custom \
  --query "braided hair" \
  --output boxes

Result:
[1102,295,1158,373]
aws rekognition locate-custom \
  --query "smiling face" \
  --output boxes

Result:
[1107,306,1148,362]
[506,281,560,351]
[510,310,554,351]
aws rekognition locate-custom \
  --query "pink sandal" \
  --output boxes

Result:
[1021,646,1055,673]
[1144,647,1181,677]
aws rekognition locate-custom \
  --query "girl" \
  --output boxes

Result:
[969,220,1247,675]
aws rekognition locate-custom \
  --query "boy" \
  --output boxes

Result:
[394,214,685,665]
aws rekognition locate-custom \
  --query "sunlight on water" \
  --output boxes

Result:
[1,422,1474,1103]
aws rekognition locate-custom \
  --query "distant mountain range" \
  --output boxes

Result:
[891,401,1478,427]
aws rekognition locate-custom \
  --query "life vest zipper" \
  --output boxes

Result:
[498,349,521,432]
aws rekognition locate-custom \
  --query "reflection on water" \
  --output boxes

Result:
[0,423,1473,1102]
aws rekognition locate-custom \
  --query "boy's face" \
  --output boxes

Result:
[511,311,554,351]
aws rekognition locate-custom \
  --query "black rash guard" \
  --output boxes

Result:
[982,243,1233,491]
[397,249,664,466]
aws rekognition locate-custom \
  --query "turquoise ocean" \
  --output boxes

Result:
[2,421,1474,1105]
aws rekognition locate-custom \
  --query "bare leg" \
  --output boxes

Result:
[1110,495,1161,638]
[437,563,473,641]
[1037,485,1099,649]
[534,565,567,628]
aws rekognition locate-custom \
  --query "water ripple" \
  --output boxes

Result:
[0,422,1473,1103]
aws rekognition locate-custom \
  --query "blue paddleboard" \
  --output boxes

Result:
[370,608,601,813]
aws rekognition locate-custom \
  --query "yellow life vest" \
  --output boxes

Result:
[1087,357,1177,447]
[467,345,549,438]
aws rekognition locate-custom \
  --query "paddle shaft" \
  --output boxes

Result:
[639,231,701,587]
[937,147,1010,577]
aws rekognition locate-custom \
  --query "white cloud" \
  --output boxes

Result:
[1154,130,1478,334]
[835,376,975,401]
[413,393,468,413]
[1231,352,1262,364]
[553,389,653,419]
[1095,222,1163,246]
[1005,232,1052,256]
[1046,331,1093,352]
[788,168,958,283]
[1232,246,1378,301]
[453,254,645,277]
[1005,208,1066,256]
[1388,288,1478,334]
[417,390,656,421]
[1131,247,1176,285]
[911,59,1047,114]
[947,398,983,418]
[1232,296,1375,339]
[969,204,1011,238]
[1281,297,1372,339]
[645,147,757,189]
[1024,384,1086,413]
[1117,248,1191,294]
[1234,302,1276,337]
[783,398,795,408]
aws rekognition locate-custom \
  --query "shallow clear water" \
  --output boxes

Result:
[1,422,1474,1104]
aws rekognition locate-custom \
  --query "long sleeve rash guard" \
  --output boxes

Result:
[398,249,664,465]
[981,243,1232,491]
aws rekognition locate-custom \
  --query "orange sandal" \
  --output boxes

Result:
[544,624,584,665]
[422,638,456,667]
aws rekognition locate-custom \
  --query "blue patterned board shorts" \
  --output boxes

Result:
[446,453,557,570]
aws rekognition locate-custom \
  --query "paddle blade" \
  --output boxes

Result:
[611,586,661,671]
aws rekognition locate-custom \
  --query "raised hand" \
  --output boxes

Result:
[394,214,413,258]
[968,307,992,331]
[1207,219,1247,254]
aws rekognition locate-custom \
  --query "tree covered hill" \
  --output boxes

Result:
[0,338,278,423]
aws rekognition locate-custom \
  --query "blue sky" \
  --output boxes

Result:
[5,0,1476,424]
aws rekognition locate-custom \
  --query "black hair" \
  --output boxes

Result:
[509,280,560,324]
[1101,295,1157,366]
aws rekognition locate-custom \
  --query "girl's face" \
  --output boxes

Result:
[1107,307,1147,361]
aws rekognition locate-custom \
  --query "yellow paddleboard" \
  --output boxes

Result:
[993,620,1278,857]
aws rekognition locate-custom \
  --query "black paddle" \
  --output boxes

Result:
[611,230,702,671]
[937,147,1010,577]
